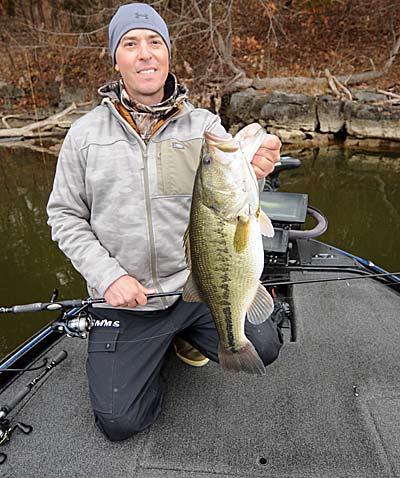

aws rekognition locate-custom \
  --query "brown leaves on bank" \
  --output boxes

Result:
[0,0,399,112]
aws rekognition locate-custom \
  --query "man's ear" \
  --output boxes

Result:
[115,64,120,72]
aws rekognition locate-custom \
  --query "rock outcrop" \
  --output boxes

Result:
[222,89,400,145]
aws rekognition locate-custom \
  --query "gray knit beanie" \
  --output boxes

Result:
[109,3,171,65]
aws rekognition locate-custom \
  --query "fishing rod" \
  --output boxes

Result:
[0,292,188,342]
[0,293,179,315]
[0,270,397,341]
[0,350,67,464]
[261,270,400,288]
[0,269,398,373]
[0,270,399,316]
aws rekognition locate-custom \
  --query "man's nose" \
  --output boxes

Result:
[137,42,152,60]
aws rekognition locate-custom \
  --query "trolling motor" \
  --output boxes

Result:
[0,350,67,464]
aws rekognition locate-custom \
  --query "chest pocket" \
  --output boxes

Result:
[157,138,203,196]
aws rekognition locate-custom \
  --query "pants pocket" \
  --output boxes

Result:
[86,328,120,414]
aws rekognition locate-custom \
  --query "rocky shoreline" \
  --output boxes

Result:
[1,82,400,154]
[220,89,400,151]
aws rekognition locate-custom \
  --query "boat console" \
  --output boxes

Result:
[261,191,308,266]
[260,157,370,342]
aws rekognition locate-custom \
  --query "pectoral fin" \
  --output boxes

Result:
[259,208,275,238]
[247,282,274,324]
[182,273,203,302]
[234,215,250,252]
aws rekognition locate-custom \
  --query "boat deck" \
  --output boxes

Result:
[1,271,400,477]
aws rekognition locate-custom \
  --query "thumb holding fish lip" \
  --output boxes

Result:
[251,134,281,179]
[104,275,156,308]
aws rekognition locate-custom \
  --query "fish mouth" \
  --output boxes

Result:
[204,132,239,153]
[204,131,225,143]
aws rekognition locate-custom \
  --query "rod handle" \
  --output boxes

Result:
[11,302,45,313]
[50,350,68,366]
[1,387,31,415]
[10,300,84,314]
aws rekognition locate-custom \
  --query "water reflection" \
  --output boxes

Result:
[280,147,400,272]
[0,145,399,357]
[0,147,85,357]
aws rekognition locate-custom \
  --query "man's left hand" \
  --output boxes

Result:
[251,135,281,179]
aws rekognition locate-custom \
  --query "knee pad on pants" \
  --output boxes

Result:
[245,318,284,367]
[94,397,162,442]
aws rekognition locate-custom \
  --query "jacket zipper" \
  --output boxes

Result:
[142,147,168,308]
[108,100,188,308]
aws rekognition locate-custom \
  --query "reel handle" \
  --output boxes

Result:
[15,422,32,435]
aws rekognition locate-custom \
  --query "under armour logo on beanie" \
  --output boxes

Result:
[108,3,171,65]
[134,12,149,20]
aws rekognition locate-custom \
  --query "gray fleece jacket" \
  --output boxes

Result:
[47,93,227,310]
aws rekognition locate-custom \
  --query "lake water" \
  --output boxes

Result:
[0,145,399,357]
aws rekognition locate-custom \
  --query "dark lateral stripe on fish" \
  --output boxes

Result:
[211,219,238,350]
[222,305,236,349]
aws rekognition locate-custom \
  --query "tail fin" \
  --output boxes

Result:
[218,341,266,376]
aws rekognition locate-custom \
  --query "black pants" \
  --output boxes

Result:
[86,299,283,441]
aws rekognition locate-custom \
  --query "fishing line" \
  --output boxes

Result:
[0,358,48,373]
[261,271,400,288]
[262,282,400,303]
[263,276,400,303]
[147,271,400,298]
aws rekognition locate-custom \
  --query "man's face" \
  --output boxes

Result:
[115,29,169,106]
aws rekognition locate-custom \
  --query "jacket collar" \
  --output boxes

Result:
[98,73,188,113]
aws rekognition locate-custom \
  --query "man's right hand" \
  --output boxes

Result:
[104,275,156,308]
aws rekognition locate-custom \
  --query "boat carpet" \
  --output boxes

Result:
[1,271,400,478]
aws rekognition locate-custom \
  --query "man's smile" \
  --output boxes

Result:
[137,68,157,74]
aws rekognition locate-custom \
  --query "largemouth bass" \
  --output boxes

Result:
[182,123,275,375]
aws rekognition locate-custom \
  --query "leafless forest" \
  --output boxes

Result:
[0,0,399,110]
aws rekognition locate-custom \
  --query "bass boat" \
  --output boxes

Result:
[0,157,399,478]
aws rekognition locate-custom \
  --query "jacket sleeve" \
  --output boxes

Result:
[205,112,232,138]
[47,129,128,296]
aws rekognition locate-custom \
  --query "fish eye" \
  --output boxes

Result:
[203,155,212,166]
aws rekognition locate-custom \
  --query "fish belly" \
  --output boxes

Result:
[190,199,266,375]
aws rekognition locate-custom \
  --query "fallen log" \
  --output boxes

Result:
[0,102,92,139]
[229,69,389,91]
[229,34,400,92]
